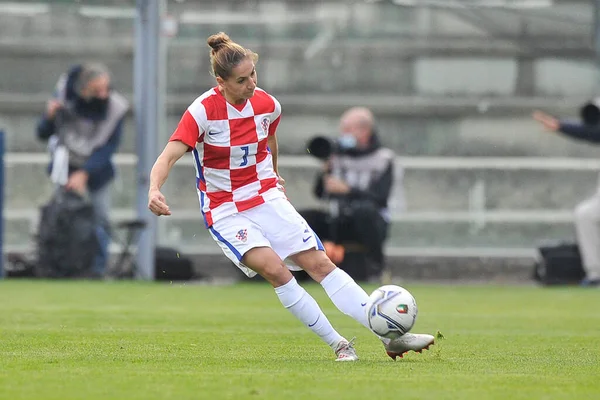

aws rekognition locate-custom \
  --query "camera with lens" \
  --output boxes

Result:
[306,135,358,160]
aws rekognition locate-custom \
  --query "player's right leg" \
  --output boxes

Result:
[208,215,357,361]
[242,247,358,361]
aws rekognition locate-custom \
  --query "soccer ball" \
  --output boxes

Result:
[365,285,418,339]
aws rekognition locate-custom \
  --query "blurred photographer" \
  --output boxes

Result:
[36,63,129,277]
[533,109,600,287]
[301,107,395,281]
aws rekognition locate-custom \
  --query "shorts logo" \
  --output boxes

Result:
[235,229,248,243]
[261,117,270,135]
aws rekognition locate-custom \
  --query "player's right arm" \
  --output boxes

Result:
[148,140,189,216]
[149,107,203,216]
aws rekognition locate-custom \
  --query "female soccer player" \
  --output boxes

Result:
[148,32,434,361]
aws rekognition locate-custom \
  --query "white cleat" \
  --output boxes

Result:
[384,333,435,360]
[334,337,359,362]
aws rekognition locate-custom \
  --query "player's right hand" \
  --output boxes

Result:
[148,189,171,216]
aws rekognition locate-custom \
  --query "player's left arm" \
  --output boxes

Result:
[268,133,284,185]
[268,106,284,184]
[268,134,278,173]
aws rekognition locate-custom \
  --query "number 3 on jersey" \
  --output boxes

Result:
[240,146,249,167]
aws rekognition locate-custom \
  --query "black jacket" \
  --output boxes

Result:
[314,133,394,210]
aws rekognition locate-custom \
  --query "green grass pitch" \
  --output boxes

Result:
[0,280,599,400]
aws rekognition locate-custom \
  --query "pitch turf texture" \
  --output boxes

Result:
[1,280,598,400]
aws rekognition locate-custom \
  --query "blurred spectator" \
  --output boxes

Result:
[300,107,396,282]
[36,63,129,277]
[533,110,600,287]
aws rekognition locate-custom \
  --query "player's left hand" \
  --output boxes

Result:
[277,175,285,186]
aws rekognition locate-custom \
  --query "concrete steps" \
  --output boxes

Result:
[2,153,587,252]
[4,153,599,212]
[2,94,598,159]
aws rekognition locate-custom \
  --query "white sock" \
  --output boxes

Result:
[320,268,371,329]
[275,277,344,349]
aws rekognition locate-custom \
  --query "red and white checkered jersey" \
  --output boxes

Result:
[169,86,286,228]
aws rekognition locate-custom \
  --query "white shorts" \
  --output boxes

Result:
[208,198,325,277]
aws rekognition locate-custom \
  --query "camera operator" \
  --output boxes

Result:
[301,107,395,282]
[533,109,600,287]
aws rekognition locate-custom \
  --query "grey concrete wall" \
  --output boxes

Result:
[1,1,596,273]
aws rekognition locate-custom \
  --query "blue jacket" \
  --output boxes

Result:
[559,121,600,144]
[36,116,124,192]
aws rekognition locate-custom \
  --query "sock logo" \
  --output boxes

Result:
[308,315,320,327]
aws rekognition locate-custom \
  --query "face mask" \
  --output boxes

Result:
[338,135,357,150]
[75,96,109,119]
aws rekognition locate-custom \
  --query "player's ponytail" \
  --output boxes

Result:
[207,32,231,57]
[207,32,258,80]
